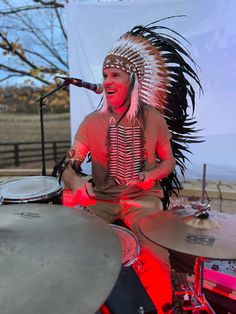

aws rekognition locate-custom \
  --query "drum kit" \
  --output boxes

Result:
[0,176,236,313]
[0,177,123,314]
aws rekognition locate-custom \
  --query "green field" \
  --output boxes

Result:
[0,112,72,169]
[0,112,71,143]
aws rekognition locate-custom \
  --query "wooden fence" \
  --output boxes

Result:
[0,141,70,168]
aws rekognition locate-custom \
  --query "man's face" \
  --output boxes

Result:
[103,68,130,111]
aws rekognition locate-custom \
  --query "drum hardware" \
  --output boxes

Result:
[200,163,207,205]
[193,203,211,219]
[175,206,218,314]
[139,206,236,314]
[174,256,216,313]
[189,163,210,219]
[191,163,210,219]
[0,204,121,314]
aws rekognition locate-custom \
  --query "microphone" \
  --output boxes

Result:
[56,76,103,94]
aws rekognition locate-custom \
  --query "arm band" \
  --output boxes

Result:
[52,148,87,183]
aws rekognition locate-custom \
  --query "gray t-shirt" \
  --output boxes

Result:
[75,105,171,201]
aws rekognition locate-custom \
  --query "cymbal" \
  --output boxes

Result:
[0,204,121,314]
[139,209,236,260]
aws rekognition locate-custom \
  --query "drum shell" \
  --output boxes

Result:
[0,176,64,205]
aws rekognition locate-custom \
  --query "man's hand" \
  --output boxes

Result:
[73,181,96,207]
[127,171,155,190]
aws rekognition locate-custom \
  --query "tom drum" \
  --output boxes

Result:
[0,176,64,205]
[110,224,140,267]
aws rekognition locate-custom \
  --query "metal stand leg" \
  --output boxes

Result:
[175,256,216,313]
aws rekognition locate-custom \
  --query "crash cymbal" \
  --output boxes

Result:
[0,204,121,314]
[139,209,236,260]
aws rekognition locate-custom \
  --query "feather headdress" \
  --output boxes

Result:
[102,17,203,208]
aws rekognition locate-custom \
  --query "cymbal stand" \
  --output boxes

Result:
[175,256,216,313]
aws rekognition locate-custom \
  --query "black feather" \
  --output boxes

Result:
[129,18,203,209]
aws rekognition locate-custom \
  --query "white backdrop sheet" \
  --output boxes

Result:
[65,0,236,182]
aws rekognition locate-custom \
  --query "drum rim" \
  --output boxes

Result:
[110,224,140,267]
[0,176,64,203]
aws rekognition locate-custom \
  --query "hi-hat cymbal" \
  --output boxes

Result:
[139,209,236,259]
[0,204,121,314]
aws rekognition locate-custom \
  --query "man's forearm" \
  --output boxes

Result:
[149,159,176,182]
[62,166,87,191]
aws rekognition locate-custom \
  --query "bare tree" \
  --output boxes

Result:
[0,0,68,85]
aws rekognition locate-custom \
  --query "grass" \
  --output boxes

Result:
[0,112,70,122]
[0,112,71,143]
[0,112,71,169]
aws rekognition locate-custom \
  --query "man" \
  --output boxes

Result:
[59,20,201,313]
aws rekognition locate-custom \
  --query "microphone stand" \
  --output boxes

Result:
[38,81,69,176]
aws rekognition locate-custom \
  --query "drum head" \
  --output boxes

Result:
[0,176,64,203]
[110,224,140,267]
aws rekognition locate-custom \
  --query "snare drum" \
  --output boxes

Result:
[110,224,140,267]
[0,176,64,204]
